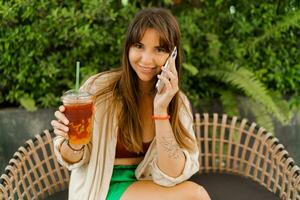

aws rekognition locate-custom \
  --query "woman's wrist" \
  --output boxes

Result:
[60,140,84,163]
[154,108,168,115]
[153,108,169,120]
[63,140,85,154]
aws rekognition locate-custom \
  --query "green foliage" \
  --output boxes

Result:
[0,0,299,130]
[200,63,291,124]
[177,0,299,127]
[0,0,138,109]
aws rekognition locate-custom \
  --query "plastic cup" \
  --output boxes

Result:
[61,90,94,145]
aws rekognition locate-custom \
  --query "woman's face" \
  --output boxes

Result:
[129,28,170,84]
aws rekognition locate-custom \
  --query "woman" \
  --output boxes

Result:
[51,7,211,200]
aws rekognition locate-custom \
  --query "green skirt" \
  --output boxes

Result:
[106,165,138,200]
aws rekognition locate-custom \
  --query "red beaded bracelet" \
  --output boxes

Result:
[151,115,170,120]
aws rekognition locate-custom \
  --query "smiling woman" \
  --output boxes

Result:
[50,7,211,200]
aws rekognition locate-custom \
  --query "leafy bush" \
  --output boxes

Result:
[176,0,300,129]
[0,0,299,129]
[0,0,138,110]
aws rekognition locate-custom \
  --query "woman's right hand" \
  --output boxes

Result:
[51,105,69,139]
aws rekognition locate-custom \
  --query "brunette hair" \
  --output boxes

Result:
[90,8,196,153]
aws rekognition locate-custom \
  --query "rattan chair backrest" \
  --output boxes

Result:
[1,113,300,200]
[194,113,300,200]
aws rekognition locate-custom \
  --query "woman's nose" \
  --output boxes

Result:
[140,51,154,65]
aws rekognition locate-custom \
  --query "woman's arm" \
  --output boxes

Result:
[154,109,186,178]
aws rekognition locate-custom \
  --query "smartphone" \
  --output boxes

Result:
[155,46,177,93]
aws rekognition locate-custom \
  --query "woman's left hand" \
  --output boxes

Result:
[154,56,179,113]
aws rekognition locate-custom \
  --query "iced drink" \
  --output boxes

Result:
[61,90,94,145]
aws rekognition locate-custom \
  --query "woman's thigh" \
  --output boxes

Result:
[120,180,211,200]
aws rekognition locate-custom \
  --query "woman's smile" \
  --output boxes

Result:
[138,64,157,74]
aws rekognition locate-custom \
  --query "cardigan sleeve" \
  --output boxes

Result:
[150,93,199,186]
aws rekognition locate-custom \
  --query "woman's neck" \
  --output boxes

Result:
[138,79,156,96]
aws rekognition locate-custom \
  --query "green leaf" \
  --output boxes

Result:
[206,33,222,59]
[121,0,128,6]
[220,91,239,117]
[182,63,199,76]
[20,96,37,112]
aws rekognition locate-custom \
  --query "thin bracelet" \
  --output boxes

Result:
[65,140,85,154]
[152,115,170,120]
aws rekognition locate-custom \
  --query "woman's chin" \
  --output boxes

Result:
[137,74,156,83]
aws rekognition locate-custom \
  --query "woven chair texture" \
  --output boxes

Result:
[0,130,69,200]
[0,113,300,200]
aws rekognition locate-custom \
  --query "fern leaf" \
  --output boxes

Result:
[220,90,239,117]
[240,97,275,133]
[201,64,290,124]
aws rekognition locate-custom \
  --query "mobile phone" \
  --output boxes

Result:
[156,46,177,93]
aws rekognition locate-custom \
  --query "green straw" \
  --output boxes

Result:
[75,61,80,91]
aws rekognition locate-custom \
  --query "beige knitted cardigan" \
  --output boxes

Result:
[53,72,199,200]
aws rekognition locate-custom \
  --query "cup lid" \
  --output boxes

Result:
[61,90,93,104]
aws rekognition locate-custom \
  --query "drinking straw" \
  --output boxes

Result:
[75,61,80,91]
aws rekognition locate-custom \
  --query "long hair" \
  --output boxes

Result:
[90,8,196,153]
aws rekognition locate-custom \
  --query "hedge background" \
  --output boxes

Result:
[1,0,300,124]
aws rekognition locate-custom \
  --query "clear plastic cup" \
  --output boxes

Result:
[61,90,94,145]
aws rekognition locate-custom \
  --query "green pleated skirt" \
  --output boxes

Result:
[106,165,138,200]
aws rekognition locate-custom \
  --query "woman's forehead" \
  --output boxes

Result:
[136,28,171,49]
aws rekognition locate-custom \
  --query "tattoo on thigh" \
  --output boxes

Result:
[157,136,182,159]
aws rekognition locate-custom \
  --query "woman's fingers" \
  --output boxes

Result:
[54,110,69,125]
[162,67,178,85]
[157,74,172,92]
[169,55,178,76]
[51,120,69,138]
[53,128,69,139]
[52,106,69,139]
[51,119,69,132]
[59,105,65,112]
[160,68,179,95]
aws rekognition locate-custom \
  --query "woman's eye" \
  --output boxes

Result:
[134,43,143,49]
[156,47,167,53]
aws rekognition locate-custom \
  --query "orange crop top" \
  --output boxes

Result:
[115,139,152,158]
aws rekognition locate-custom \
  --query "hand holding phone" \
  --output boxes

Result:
[155,47,177,93]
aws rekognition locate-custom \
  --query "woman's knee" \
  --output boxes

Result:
[184,181,211,200]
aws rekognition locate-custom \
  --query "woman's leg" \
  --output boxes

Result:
[121,180,211,200]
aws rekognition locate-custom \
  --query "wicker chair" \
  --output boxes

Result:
[0,130,69,200]
[1,113,300,200]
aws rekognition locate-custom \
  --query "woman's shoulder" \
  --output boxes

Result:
[80,69,121,94]
[178,91,190,106]
[178,91,193,118]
